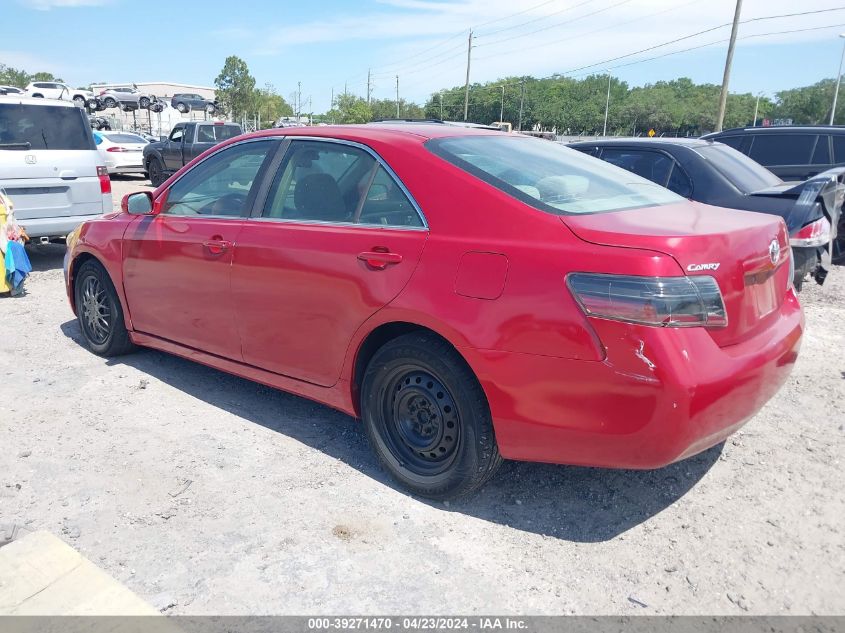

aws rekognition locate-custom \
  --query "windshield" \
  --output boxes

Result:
[695,143,782,192]
[427,135,683,215]
[0,103,94,150]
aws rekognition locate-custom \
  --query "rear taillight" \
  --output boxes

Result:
[106,146,126,152]
[790,216,830,247]
[787,248,795,291]
[567,273,728,328]
[97,166,111,194]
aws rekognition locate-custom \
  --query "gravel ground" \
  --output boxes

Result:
[1,178,843,615]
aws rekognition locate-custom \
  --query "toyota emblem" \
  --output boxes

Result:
[769,239,780,265]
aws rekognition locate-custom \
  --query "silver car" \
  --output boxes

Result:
[96,86,155,110]
[0,96,111,239]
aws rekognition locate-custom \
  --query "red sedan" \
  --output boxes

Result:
[64,123,803,499]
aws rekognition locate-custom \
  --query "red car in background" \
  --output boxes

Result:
[64,123,803,499]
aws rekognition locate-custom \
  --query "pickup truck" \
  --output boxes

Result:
[143,121,242,186]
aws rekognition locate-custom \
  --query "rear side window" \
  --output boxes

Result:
[0,103,94,150]
[667,164,693,198]
[598,149,673,187]
[812,136,831,164]
[197,124,241,142]
[715,135,743,150]
[834,135,845,163]
[428,135,682,215]
[748,134,814,166]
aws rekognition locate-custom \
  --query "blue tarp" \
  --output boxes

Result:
[5,241,32,289]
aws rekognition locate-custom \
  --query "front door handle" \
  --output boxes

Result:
[203,239,231,255]
[358,250,403,270]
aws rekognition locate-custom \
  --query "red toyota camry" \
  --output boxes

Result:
[64,123,803,499]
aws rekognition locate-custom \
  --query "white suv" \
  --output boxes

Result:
[0,96,112,239]
[25,81,94,109]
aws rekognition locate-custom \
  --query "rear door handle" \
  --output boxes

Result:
[203,239,231,255]
[358,250,403,269]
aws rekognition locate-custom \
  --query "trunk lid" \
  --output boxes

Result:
[563,201,791,347]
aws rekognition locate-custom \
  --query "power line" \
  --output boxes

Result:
[471,0,560,30]
[475,0,598,39]
[369,29,467,73]
[475,0,635,48]
[558,6,845,76]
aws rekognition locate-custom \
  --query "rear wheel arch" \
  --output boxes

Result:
[351,321,478,416]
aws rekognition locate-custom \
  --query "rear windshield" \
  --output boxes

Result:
[103,133,147,144]
[427,135,683,215]
[197,124,241,143]
[695,143,781,192]
[0,103,94,151]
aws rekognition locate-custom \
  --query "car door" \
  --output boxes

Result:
[162,124,186,171]
[122,138,278,359]
[231,138,428,387]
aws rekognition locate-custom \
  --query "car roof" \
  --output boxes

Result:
[704,125,845,136]
[0,95,77,107]
[239,122,506,144]
[568,137,713,148]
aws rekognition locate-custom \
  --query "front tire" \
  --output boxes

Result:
[175,102,188,113]
[361,333,502,500]
[73,95,86,108]
[139,97,150,109]
[74,260,135,357]
[103,97,117,109]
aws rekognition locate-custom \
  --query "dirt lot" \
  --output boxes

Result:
[1,177,843,615]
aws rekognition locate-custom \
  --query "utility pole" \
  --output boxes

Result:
[716,0,743,132]
[830,34,845,125]
[297,81,302,122]
[439,91,443,119]
[603,72,611,137]
[499,85,505,123]
[753,93,760,126]
[463,29,473,122]
[518,78,525,131]
[367,68,372,105]
[395,75,400,118]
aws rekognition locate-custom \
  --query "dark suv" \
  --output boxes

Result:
[701,126,845,181]
[170,93,216,114]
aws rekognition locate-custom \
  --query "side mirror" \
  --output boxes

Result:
[122,191,156,215]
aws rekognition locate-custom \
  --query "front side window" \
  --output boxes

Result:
[163,140,274,218]
[748,134,814,166]
[169,126,184,143]
[428,136,682,215]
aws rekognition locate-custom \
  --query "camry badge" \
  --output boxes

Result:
[687,263,720,272]
[769,239,780,265]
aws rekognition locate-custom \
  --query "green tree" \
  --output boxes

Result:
[326,93,372,124]
[29,71,63,83]
[773,79,839,124]
[253,84,294,128]
[369,97,425,121]
[0,64,30,88]
[214,55,256,122]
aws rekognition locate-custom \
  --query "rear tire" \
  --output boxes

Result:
[147,157,165,187]
[361,333,502,500]
[139,97,150,109]
[103,97,117,109]
[74,260,135,357]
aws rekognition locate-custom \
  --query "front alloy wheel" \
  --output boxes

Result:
[74,260,135,357]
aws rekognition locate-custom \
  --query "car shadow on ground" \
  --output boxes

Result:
[25,243,66,272]
[60,319,722,543]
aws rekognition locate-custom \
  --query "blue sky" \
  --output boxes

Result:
[3,0,844,112]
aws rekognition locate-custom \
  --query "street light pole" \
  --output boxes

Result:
[499,85,505,122]
[753,93,761,127]
[463,30,473,121]
[603,71,611,137]
[830,33,845,125]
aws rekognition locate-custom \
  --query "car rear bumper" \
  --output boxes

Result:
[466,290,803,469]
[20,211,106,239]
[106,165,145,174]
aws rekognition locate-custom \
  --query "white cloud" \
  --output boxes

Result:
[23,0,112,10]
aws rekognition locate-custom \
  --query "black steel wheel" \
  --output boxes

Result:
[74,260,135,357]
[361,332,502,499]
[147,157,164,187]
